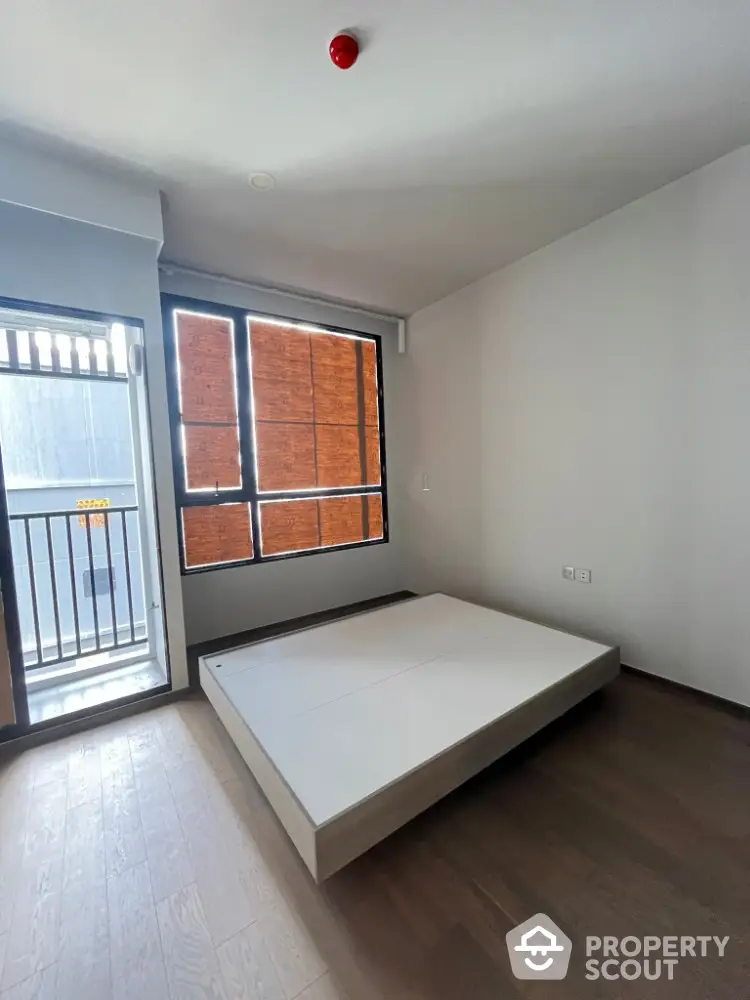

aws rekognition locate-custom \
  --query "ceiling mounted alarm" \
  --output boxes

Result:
[329,32,359,69]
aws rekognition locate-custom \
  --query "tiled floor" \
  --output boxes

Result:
[26,661,167,725]
[0,675,748,1000]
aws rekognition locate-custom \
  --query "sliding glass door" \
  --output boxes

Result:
[0,299,169,732]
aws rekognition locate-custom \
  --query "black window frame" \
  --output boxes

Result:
[161,292,389,575]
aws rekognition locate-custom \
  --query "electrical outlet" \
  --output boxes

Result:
[575,568,592,584]
[562,566,575,581]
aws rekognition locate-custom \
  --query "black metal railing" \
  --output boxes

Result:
[8,506,147,670]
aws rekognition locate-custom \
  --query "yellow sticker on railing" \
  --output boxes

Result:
[77,498,110,528]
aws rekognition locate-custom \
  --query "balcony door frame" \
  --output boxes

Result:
[0,294,172,741]
[0,438,29,734]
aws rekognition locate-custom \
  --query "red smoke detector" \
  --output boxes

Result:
[329,32,359,69]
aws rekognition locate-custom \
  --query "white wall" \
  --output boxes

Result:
[0,200,188,689]
[407,144,750,707]
[405,285,482,602]
[160,271,408,645]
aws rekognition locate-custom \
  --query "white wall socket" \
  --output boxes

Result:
[563,566,591,583]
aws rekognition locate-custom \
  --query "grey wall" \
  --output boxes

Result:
[0,200,188,686]
[160,270,408,645]
[0,139,163,241]
[406,144,750,708]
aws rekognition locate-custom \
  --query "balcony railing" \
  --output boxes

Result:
[9,506,147,670]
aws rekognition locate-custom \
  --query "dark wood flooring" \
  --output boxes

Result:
[1,667,747,999]
[284,670,750,999]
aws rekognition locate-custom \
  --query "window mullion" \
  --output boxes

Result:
[179,490,249,508]
[257,485,381,503]
[233,311,261,558]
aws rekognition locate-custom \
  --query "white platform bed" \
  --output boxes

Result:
[199,594,619,881]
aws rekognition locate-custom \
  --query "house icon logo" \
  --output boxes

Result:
[506,913,572,980]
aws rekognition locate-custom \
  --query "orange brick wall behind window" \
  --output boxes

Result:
[182,504,253,568]
[260,494,383,556]
[174,308,385,572]
[249,322,381,494]
[176,311,241,491]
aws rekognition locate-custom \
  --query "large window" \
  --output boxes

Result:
[162,294,388,573]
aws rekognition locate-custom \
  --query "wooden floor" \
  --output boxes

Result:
[0,671,747,1000]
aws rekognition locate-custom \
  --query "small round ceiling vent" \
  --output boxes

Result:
[249,172,276,191]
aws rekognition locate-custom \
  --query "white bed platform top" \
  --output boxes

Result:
[200,594,619,880]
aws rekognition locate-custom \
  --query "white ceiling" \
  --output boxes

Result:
[2,1,750,313]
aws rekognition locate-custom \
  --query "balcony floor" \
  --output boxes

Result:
[27,658,168,725]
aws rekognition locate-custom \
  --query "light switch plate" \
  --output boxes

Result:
[562,566,575,581]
